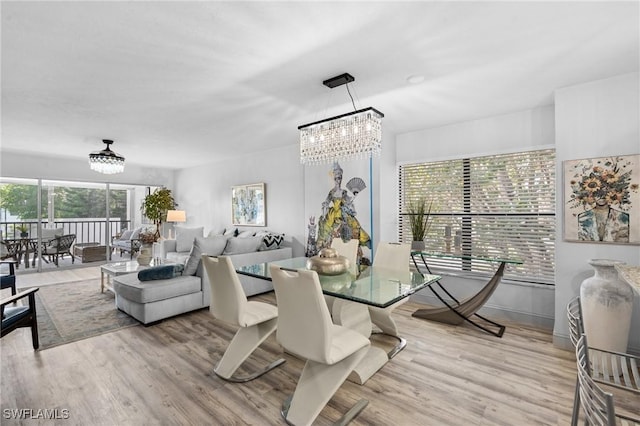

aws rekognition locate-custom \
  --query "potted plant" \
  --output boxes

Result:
[16,224,29,238]
[408,198,433,251]
[141,188,176,240]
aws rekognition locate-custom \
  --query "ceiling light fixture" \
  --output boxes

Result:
[298,73,384,165]
[89,139,125,174]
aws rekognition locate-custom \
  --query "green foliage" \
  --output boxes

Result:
[408,198,433,241]
[0,184,45,219]
[141,188,175,227]
[0,184,127,220]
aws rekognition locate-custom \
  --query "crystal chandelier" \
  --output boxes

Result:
[89,139,125,174]
[298,73,384,165]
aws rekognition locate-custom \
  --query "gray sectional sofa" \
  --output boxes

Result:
[112,231,291,325]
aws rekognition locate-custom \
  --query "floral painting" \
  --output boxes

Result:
[564,155,640,244]
[232,183,266,226]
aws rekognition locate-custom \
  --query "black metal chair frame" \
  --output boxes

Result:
[0,260,17,296]
[1,287,39,349]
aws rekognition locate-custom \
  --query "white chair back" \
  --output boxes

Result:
[202,255,247,326]
[373,242,411,271]
[331,238,359,272]
[270,265,333,364]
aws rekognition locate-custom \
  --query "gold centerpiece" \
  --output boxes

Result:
[306,247,350,276]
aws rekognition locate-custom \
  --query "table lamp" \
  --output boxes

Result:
[166,210,186,239]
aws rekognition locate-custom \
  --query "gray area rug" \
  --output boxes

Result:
[31,279,139,350]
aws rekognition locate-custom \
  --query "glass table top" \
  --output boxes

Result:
[237,257,441,309]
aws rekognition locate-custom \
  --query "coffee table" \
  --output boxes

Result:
[100,258,170,293]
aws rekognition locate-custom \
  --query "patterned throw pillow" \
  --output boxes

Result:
[260,233,284,251]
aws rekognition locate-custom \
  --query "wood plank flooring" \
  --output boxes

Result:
[2,268,638,425]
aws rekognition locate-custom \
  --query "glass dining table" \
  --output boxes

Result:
[237,257,441,384]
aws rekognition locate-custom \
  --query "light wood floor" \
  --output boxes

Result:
[2,268,638,425]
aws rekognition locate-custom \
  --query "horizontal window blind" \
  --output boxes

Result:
[399,149,555,284]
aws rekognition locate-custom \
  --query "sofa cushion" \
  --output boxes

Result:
[184,236,228,276]
[260,233,285,250]
[176,226,204,253]
[223,236,263,255]
[113,273,201,304]
[138,264,184,281]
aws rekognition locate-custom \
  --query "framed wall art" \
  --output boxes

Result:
[564,154,640,244]
[232,183,266,226]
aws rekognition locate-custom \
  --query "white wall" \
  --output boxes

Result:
[554,72,640,351]
[392,105,557,329]
[173,144,307,256]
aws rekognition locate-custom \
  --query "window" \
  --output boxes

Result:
[399,149,555,285]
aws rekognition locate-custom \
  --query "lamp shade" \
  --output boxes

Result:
[166,210,186,223]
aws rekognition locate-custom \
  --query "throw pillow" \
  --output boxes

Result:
[176,226,204,253]
[260,233,284,251]
[184,236,228,276]
[138,264,184,281]
[223,227,236,236]
[237,230,255,238]
[130,227,143,240]
[118,230,133,240]
[223,236,263,255]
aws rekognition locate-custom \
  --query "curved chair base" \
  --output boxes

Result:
[283,346,369,425]
[213,317,285,382]
[214,357,286,383]
[371,331,407,359]
[282,396,368,426]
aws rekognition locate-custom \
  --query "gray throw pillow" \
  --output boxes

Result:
[184,236,227,276]
[176,226,204,253]
[223,236,263,255]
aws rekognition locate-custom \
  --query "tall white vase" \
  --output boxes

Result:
[580,259,633,355]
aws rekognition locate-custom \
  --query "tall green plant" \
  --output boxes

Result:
[408,198,433,241]
[141,188,175,238]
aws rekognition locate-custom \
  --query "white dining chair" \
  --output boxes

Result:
[369,241,411,358]
[202,255,285,382]
[270,264,370,426]
[324,238,360,314]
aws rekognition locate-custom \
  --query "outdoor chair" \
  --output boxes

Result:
[42,234,76,266]
[575,334,640,426]
[1,287,39,349]
[270,264,370,426]
[202,255,285,382]
[567,296,640,426]
[0,260,17,297]
[0,239,21,265]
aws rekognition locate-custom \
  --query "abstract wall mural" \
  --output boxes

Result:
[564,154,639,244]
[304,160,373,265]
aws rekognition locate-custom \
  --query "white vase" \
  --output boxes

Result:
[580,259,633,355]
[137,247,152,266]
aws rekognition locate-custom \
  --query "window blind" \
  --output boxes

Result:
[399,149,556,284]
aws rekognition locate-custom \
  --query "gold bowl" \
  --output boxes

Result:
[306,248,350,276]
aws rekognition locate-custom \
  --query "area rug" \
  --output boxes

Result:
[31,279,139,350]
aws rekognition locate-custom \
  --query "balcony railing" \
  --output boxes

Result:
[1,219,132,246]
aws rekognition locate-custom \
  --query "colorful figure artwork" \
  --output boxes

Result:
[307,161,371,264]
[564,155,639,244]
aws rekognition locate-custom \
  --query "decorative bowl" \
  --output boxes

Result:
[306,247,350,276]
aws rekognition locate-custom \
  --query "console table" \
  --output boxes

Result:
[410,251,522,337]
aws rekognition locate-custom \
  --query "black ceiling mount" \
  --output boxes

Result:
[323,73,355,89]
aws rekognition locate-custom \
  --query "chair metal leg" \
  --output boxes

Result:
[571,375,580,426]
[213,317,285,382]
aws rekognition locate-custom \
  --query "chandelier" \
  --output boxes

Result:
[89,139,125,174]
[298,73,384,165]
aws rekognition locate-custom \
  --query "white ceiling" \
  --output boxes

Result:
[1,1,638,169]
